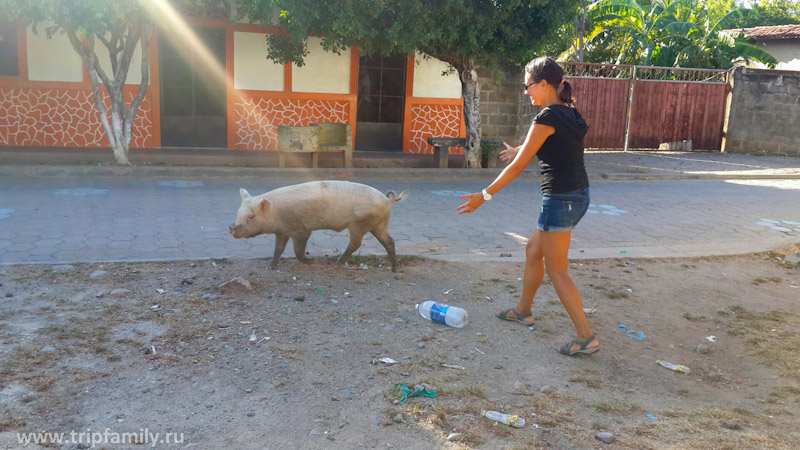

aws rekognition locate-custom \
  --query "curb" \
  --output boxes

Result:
[2,164,800,182]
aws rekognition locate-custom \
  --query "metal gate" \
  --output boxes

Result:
[563,63,730,151]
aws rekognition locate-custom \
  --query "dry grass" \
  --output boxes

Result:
[752,276,782,285]
[682,312,707,322]
[439,384,488,399]
[624,407,800,449]
[568,374,602,389]
[767,386,800,404]
[0,415,26,432]
[725,306,800,379]
[593,399,641,414]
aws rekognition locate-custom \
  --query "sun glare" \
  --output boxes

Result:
[143,0,229,88]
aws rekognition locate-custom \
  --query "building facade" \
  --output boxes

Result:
[737,24,800,71]
[0,7,464,154]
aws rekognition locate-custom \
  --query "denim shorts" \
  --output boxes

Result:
[537,188,590,232]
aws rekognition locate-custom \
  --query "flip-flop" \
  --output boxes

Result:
[495,308,534,325]
[558,334,599,356]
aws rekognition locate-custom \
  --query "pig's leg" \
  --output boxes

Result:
[292,233,312,264]
[372,227,398,272]
[270,233,289,269]
[338,228,366,264]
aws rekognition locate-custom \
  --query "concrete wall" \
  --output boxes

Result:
[233,31,284,91]
[722,66,800,156]
[755,39,800,71]
[292,37,350,94]
[26,25,83,82]
[412,53,461,98]
[478,68,533,146]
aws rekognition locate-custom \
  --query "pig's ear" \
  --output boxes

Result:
[257,199,271,215]
[239,188,251,200]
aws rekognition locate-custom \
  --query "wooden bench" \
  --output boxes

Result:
[277,123,353,168]
[427,137,466,168]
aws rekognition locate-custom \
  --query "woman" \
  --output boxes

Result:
[457,56,598,356]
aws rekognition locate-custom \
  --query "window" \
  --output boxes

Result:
[0,19,19,77]
[357,54,406,124]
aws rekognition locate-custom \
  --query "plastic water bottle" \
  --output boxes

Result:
[481,410,525,428]
[416,301,468,328]
[657,360,691,374]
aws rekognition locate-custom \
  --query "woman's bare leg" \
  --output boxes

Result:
[540,229,598,352]
[513,229,544,315]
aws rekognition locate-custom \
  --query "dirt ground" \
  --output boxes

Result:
[1,248,800,450]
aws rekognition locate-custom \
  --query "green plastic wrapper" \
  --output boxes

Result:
[396,384,437,404]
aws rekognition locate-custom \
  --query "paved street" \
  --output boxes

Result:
[1,175,799,265]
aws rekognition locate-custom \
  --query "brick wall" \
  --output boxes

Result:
[722,66,800,156]
[478,68,534,146]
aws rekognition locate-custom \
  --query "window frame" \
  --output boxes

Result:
[0,19,24,81]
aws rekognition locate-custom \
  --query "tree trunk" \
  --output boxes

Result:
[85,50,131,165]
[109,89,130,165]
[461,68,482,168]
[63,20,151,166]
[577,0,587,63]
[125,23,152,160]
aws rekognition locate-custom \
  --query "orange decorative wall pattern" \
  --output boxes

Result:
[0,87,154,148]
[233,96,350,150]
[407,103,462,153]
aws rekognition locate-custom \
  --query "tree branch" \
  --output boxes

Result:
[62,25,115,142]
[125,19,153,146]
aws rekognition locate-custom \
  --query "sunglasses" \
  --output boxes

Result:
[522,80,538,91]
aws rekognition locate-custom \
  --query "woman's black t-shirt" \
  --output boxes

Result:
[532,105,590,194]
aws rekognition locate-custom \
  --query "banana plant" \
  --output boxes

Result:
[564,0,777,69]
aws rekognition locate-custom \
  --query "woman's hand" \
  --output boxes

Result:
[457,193,484,215]
[499,141,518,165]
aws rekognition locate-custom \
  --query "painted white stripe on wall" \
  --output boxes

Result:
[292,37,350,94]
[234,31,284,91]
[26,25,84,82]
[413,52,461,98]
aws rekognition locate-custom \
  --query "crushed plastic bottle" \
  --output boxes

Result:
[656,360,691,374]
[481,410,525,428]
[416,301,468,328]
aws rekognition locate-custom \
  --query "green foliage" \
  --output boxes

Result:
[235,0,579,72]
[1,0,148,38]
[570,0,778,69]
[235,0,579,168]
[480,138,502,158]
[728,0,800,28]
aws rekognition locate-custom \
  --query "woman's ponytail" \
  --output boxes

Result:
[557,80,574,105]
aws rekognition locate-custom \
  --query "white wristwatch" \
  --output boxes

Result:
[482,189,492,201]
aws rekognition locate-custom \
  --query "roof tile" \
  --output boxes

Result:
[736,24,800,39]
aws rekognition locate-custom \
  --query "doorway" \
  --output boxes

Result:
[355,54,406,151]
[158,27,227,147]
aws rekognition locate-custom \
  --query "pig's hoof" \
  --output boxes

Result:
[269,263,279,270]
[297,258,312,265]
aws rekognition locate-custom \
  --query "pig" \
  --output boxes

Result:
[229,180,409,272]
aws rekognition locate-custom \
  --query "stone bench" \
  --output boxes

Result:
[277,123,353,168]
[317,122,353,168]
[426,137,466,168]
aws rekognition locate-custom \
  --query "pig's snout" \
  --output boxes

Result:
[229,224,240,238]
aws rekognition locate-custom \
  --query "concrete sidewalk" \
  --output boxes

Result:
[1,149,800,181]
